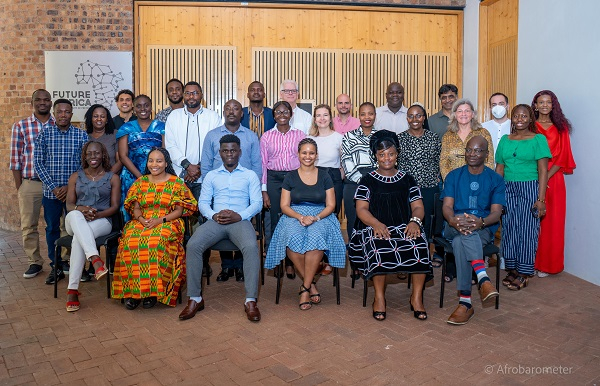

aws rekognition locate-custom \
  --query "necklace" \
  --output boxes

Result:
[86,170,105,181]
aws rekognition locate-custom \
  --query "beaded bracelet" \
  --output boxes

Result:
[409,217,423,227]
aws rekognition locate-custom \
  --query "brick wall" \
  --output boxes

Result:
[0,0,134,231]
[0,0,463,231]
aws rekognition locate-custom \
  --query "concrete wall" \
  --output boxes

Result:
[517,0,600,285]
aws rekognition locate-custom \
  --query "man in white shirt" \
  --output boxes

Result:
[279,79,312,134]
[374,82,409,134]
[165,81,221,199]
[481,92,511,152]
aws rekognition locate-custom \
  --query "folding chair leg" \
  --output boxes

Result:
[334,268,340,305]
[495,253,500,309]
[53,246,61,299]
[440,253,446,308]
[275,263,283,304]
[362,278,368,307]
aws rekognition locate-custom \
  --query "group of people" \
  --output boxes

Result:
[9,78,575,325]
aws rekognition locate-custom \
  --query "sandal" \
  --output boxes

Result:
[321,263,333,276]
[409,299,427,321]
[372,299,386,321]
[507,275,529,291]
[502,270,518,287]
[351,269,361,281]
[66,289,81,312]
[298,285,312,310]
[286,265,296,280]
[91,256,108,281]
[431,255,443,268]
[309,281,321,304]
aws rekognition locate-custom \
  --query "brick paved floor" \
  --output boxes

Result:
[0,228,599,385]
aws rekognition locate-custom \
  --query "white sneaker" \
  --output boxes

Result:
[537,271,549,278]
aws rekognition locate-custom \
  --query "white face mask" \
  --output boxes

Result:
[492,105,507,119]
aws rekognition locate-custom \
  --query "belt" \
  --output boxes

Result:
[23,177,41,181]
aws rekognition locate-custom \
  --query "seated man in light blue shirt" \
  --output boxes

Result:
[180,134,263,322]
[201,99,262,283]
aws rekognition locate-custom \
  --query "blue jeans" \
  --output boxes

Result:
[42,197,67,267]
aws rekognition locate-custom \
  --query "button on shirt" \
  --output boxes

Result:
[482,119,511,152]
[34,125,89,199]
[10,114,55,179]
[199,164,263,221]
[374,104,409,134]
[201,125,262,180]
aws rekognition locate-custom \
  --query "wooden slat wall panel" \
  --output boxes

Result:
[136,4,462,112]
[478,0,519,121]
[253,48,448,116]
[489,38,517,112]
[148,46,236,115]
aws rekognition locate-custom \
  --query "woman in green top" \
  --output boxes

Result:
[495,104,551,290]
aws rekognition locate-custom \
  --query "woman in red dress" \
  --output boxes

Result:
[531,90,576,276]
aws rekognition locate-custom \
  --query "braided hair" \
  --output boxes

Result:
[144,147,176,176]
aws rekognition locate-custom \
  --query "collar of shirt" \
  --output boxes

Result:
[381,104,408,115]
[216,163,246,174]
[184,105,204,117]
[51,124,78,133]
[356,126,378,137]
[32,113,55,126]
[218,124,248,134]
[250,107,264,117]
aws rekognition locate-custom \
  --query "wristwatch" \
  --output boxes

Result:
[181,159,191,170]
[163,217,167,223]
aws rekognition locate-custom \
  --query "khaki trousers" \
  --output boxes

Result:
[17,179,43,266]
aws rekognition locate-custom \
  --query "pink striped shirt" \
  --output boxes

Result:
[259,127,306,184]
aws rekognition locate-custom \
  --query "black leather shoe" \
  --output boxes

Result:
[45,268,65,285]
[125,298,141,310]
[216,268,234,282]
[142,297,158,309]
[235,268,244,282]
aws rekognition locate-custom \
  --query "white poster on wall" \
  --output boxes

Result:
[45,51,133,122]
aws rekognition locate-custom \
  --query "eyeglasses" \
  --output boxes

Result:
[407,114,424,120]
[465,148,487,154]
[274,110,291,116]
[281,89,298,95]
[184,91,200,97]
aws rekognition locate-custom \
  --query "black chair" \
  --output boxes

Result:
[431,193,500,309]
[53,212,124,299]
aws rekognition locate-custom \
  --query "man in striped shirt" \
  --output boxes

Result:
[34,99,89,284]
[10,89,55,278]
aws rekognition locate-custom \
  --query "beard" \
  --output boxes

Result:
[169,95,183,104]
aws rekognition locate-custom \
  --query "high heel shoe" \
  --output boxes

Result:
[91,256,108,280]
[372,299,386,321]
[286,265,296,280]
[298,284,312,310]
[66,289,81,312]
[409,300,428,320]
[310,281,321,304]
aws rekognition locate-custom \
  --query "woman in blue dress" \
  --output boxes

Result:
[265,138,346,310]
[116,94,164,220]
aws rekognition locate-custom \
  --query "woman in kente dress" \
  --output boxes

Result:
[348,130,431,321]
[531,90,576,277]
[112,147,197,310]
[116,95,164,221]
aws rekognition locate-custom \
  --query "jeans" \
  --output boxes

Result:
[42,197,67,267]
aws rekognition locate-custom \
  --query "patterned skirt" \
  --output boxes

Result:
[348,223,431,279]
[264,204,346,269]
[111,219,185,306]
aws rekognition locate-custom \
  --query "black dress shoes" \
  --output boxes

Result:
[217,268,234,282]
[179,299,205,320]
[235,268,244,282]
